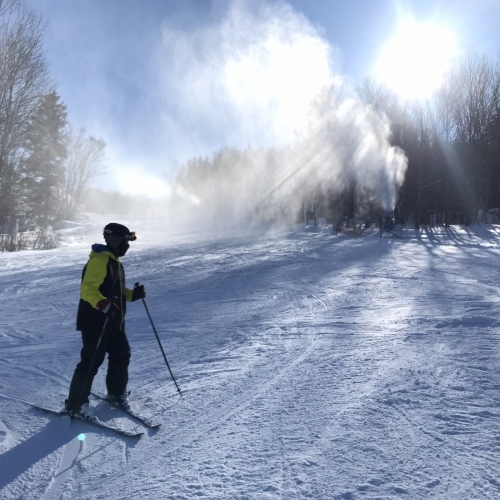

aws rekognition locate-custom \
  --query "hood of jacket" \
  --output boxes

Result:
[90,243,119,260]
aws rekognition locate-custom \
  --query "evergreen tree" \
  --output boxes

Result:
[20,91,67,224]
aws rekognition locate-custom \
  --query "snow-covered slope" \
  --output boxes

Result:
[1,219,500,499]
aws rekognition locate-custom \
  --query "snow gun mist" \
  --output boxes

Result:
[87,1,408,231]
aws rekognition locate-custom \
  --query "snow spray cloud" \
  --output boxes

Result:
[299,84,408,212]
[157,0,334,153]
[150,0,407,223]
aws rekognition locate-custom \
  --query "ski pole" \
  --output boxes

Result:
[136,283,182,396]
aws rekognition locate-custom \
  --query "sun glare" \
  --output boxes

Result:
[373,17,457,100]
[115,166,172,199]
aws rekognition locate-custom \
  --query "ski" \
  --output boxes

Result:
[91,392,161,429]
[31,403,144,438]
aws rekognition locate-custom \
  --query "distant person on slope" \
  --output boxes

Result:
[64,222,146,420]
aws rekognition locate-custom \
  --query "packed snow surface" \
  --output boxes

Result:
[1,218,500,499]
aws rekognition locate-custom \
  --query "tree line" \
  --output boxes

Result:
[358,52,500,228]
[0,0,106,250]
[3,0,500,251]
[176,52,500,230]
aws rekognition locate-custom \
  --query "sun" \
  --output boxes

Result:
[372,17,457,100]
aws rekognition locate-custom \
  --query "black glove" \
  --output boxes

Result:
[96,297,120,317]
[132,283,146,301]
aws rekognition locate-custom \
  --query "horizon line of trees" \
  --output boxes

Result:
[358,52,500,228]
[175,52,500,230]
[3,0,500,251]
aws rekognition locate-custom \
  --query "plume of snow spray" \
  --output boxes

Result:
[107,1,407,227]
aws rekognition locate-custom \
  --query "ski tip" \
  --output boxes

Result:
[114,432,144,438]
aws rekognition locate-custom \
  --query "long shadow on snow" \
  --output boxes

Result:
[134,232,394,340]
[415,225,500,250]
[0,418,72,491]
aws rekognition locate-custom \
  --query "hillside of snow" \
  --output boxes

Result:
[1,218,500,499]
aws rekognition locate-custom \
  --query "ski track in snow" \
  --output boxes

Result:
[40,423,82,500]
[1,220,500,499]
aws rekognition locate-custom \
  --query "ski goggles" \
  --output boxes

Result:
[104,229,137,241]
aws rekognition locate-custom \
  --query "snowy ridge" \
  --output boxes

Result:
[1,220,500,498]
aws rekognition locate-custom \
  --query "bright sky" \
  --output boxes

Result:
[24,0,500,196]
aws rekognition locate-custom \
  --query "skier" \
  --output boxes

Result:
[64,222,146,419]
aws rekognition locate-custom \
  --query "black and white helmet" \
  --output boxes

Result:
[103,222,136,241]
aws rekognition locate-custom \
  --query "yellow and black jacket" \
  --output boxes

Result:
[76,244,134,332]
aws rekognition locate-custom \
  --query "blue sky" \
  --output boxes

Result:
[25,0,500,196]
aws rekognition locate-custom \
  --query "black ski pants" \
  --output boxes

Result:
[66,326,131,412]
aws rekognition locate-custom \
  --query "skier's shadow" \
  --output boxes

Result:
[0,417,73,492]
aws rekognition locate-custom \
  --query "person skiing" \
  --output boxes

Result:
[65,222,146,419]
